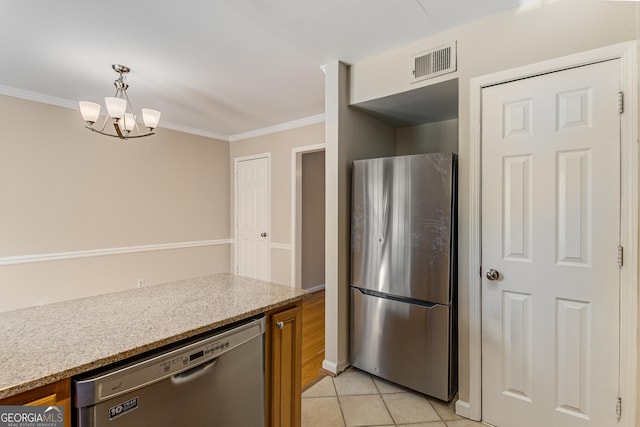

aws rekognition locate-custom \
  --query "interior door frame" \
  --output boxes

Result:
[290,143,326,289]
[233,152,272,280]
[460,41,638,425]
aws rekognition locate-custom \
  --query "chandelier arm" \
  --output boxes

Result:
[85,126,155,139]
[121,89,142,134]
[114,122,125,139]
[95,113,110,133]
[113,132,154,139]
[133,117,142,134]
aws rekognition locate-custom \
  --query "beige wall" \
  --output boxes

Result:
[351,0,636,105]
[301,151,325,290]
[326,0,638,409]
[0,95,231,312]
[0,246,230,312]
[325,60,396,373]
[229,122,325,286]
[395,119,458,155]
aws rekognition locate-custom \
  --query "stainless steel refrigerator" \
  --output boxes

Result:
[350,153,457,402]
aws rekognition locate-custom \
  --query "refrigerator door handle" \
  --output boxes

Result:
[353,287,441,308]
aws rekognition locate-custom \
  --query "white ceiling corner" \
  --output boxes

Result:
[0,0,526,138]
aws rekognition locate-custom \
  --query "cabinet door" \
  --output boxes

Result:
[0,379,71,427]
[270,305,302,427]
[24,393,58,407]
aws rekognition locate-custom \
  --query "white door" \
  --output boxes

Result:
[235,156,270,281]
[481,60,621,427]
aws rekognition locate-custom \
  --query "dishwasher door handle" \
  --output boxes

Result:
[171,358,219,384]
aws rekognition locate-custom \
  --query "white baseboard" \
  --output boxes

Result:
[336,360,349,373]
[322,359,349,375]
[455,399,480,421]
[322,360,338,374]
[304,283,325,293]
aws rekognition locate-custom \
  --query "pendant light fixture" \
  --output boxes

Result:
[79,64,161,139]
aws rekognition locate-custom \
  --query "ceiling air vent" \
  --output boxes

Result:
[410,41,457,83]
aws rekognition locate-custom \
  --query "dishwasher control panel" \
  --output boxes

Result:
[74,316,265,407]
[159,339,230,373]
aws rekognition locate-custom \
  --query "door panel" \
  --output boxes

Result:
[556,149,591,266]
[481,59,620,427]
[236,157,270,281]
[502,155,532,261]
[501,290,532,402]
[555,298,591,419]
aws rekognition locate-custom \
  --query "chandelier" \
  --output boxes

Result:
[79,64,161,140]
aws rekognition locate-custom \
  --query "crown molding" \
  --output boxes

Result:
[0,85,231,141]
[159,120,230,142]
[229,113,325,142]
[0,85,78,110]
[0,85,325,143]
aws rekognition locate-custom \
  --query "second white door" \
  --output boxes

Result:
[481,59,621,426]
[236,156,270,281]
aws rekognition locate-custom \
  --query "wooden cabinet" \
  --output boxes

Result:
[0,379,71,427]
[265,303,302,427]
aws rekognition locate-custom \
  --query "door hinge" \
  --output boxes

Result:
[618,91,624,114]
[617,245,624,267]
[616,396,622,420]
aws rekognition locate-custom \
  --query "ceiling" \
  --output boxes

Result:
[0,0,529,140]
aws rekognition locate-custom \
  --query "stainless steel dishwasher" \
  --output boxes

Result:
[74,316,265,427]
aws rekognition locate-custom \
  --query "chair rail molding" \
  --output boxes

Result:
[0,239,233,266]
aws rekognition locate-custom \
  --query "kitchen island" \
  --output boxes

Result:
[0,273,306,399]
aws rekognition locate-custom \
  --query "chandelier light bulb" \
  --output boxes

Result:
[79,101,101,124]
[142,109,161,130]
[119,113,137,132]
[105,97,127,119]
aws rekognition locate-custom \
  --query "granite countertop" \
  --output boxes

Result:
[0,273,306,399]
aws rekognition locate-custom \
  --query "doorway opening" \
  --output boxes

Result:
[292,144,326,388]
[292,144,326,291]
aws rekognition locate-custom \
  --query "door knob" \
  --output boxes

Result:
[486,269,500,281]
[276,321,284,329]
[260,232,268,237]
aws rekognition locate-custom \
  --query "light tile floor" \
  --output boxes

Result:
[302,369,485,427]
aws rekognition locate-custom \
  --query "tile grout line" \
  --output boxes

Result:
[302,370,470,427]
[425,396,446,424]
[335,371,396,427]
[371,373,401,426]
[331,376,349,427]
[370,371,448,427]
[349,371,441,427]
